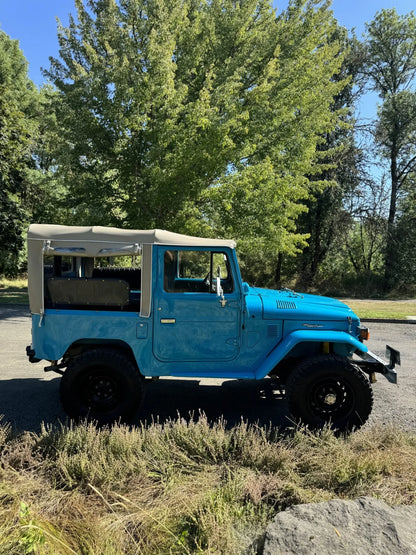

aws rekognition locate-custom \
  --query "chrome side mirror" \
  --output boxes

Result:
[216,275,227,307]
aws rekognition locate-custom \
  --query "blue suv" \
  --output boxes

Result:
[26,224,400,431]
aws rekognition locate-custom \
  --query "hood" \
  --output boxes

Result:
[248,286,359,322]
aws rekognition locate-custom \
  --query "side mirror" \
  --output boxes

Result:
[216,275,227,307]
[216,276,222,297]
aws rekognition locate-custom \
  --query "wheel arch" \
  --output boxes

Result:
[270,341,354,382]
[63,339,140,372]
[256,330,366,380]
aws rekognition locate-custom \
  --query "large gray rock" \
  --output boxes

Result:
[263,497,416,555]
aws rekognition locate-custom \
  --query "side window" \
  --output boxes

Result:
[44,254,142,312]
[164,250,178,292]
[163,250,233,293]
[43,255,75,279]
[178,251,210,280]
[212,252,229,281]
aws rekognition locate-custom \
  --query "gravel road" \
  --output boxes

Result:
[0,304,415,433]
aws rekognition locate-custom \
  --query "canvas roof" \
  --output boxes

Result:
[27,224,236,249]
[27,224,236,316]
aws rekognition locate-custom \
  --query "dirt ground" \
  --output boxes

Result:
[0,305,415,433]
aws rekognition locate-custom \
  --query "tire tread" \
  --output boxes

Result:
[60,347,144,424]
[286,354,373,431]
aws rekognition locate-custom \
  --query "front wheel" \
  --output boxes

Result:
[286,355,373,432]
[60,348,144,425]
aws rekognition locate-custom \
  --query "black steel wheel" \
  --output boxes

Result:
[286,355,373,431]
[60,348,144,424]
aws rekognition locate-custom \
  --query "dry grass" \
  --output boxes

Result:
[0,277,28,305]
[0,277,27,290]
[0,416,414,554]
[340,298,416,320]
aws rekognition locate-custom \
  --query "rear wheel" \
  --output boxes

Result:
[60,348,144,425]
[286,355,373,431]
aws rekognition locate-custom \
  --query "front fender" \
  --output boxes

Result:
[254,330,366,380]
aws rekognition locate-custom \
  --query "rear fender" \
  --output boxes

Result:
[64,339,136,362]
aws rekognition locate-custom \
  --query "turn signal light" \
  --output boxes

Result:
[358,326,370,341]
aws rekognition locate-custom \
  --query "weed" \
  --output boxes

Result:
[0,417,414,553]
[18,501,46,553]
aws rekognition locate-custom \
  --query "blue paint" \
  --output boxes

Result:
[30,244,368,379]
[136,323,148,339]
[254,330,367,380]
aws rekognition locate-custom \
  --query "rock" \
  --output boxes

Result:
[262,497,416,555]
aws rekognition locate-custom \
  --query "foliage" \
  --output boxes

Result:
[188,0,350,285]
[0,28,62,277]
[295,29,365,289]
[47,0,276,228]
[308,172,388,297]
[0,29,37,275]
[18,502,46,554]
[393,187,416,290]
[45,0,349,286]
[0,418,414,553]
[0,29,74,277]
[24,86,71,227]
[365,9,416,290]
[3,4,416,293]
[328,178,387,296]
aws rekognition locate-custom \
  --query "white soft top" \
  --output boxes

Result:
[27,224,236,249]
[27,224,236,317]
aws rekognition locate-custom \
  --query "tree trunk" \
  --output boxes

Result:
[384,144,398,291]
[274,253,283,289]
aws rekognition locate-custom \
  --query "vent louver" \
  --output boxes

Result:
[276,300,297,310]
[268,325,280,337]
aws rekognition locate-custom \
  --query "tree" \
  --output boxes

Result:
[295,30,367,290]
[0,28,39,275]
[394,183,416,290]
[47,0,279,228]
[24,86,70,226]
[365,9,416,290]
[199,1,349,286]
[46,0,348,286]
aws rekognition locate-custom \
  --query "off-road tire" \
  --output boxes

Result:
[286,355,373,432]
[60,348,144,425]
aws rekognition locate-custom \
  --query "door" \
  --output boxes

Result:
[153,248,241,362]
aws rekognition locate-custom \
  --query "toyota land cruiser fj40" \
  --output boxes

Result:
[26,224,400,430]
